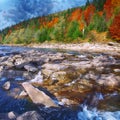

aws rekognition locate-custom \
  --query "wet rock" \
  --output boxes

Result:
[108,42,116,46]
[84,71,98,80]
[22,82,58,107]
[114,69,120,73]
[0,70,34,80]
[50,71,67,81]
[14,58,29,69]
[70,61,92,70]
[41,69,53,78]
[2,81,11,90]
[2,61,14,69]
[8,87,22,98]
[30,71,43,84]
[42,63,68,71]
[98,93,120,111]
[12,54,22,60]
[17,111,44,120]
[48,53,65,62]
[0,66,3,72]
[24,64,38,72]
[8,111,17,120]
[59,98,78,106]
[0,56,8,63]
[0,111,18,120]
[18,91,28,98]
[97,74,119,88]
[15,62,29,69]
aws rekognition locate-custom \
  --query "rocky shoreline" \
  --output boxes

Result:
[30,42,120,55]
[0,43,120,119]
[4,42,120,55]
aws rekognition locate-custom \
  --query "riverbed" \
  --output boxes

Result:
[0,44,120,120]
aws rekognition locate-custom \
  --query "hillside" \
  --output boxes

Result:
[0,0,120,44]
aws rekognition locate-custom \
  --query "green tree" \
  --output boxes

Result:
[36,28,51,43]
[86,0,90,7]
[88,14,107,32]
[67,21,82,41]
[92,0,106,11]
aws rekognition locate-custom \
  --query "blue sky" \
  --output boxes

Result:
[0,0,16,10]
[0,0,86,10]
[0,0,86,30]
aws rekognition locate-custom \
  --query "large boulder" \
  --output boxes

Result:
[22,82,58,107]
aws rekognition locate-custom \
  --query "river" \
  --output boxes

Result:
[0,45,120,120]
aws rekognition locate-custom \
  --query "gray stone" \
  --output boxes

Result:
[2,81,11,90]
[0,111,17,120]
[50,71,67,81]
[41,69,53,78]
[14,58,26,66]
[8,111,17,119]
[30,71,43,84]
[24,64,38,72]
[114,69,120,73]
[18,91,28,98]
[42,63,68,71]
[108,42,116,46]
[22,82,58,107]
[17,111,44,120]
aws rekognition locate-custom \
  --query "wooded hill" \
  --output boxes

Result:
[0,0,120,44]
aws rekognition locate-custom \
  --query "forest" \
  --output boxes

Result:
[0,0,120,44]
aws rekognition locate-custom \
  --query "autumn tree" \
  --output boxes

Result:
[83,4,96,25]
[104,0,113,21]
[109,13,120,41]
[69,8,83,21]
[111,0,120,8]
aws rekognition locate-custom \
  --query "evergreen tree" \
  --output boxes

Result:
[92,0,106,11]
[86,0,90,7]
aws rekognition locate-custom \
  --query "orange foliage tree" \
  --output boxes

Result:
[83,4,96,25]
[109,13,120,41]
[111,0,120,8]
[79,22,85,31]
[104,0,120,21]
[69,8,83,21]
[98,11,103,17]
[47,17,59,28]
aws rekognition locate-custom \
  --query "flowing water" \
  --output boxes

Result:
[0,45,120,120]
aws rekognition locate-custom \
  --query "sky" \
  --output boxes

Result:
[0,0,16,10]
[0,0,86,30]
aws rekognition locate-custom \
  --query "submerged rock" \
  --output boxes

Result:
[8,111,17,120]
[17,111,44,120]
[0,111,18,120]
